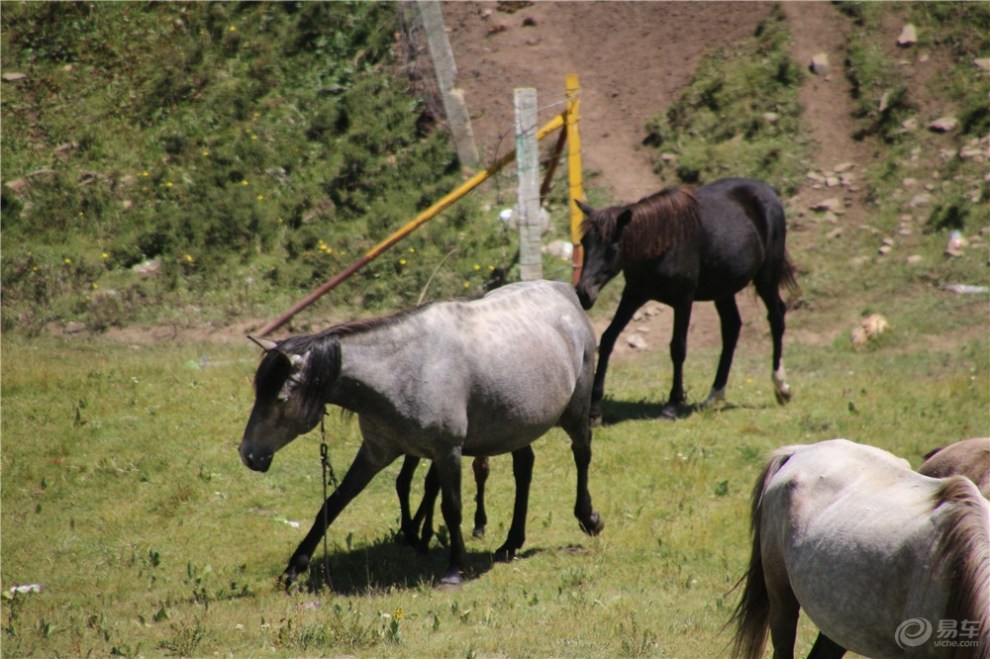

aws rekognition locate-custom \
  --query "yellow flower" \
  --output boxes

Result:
[241,180,249,186]
[165,181,174,188]
[394,608,404,621]
[488,265,495,271]
[256,194,264,202]
[141,171,150,177]
[473,264,481,271]
[91,283,99,290]
[399,258,407,266]
[184,254,194,263]
[64,258,72,265]
[408,247,416,254]
[201,149,210,157]
[250,133,258,141]
[463,281,470,289]
[228,25,237,32]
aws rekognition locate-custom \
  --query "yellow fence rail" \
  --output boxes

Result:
[258,76,583,337]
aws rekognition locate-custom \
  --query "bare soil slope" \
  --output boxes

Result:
[443,1,876,362]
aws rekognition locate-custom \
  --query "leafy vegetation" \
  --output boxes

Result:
[643,5,809,195]
[1,3,520,333]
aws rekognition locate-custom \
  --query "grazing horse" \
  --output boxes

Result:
[575,177,796,421]
[240,280,604,587]
[730,438,990,659]
[919,437,990,498]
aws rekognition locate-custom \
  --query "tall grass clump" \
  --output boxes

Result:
[642,5,808,195]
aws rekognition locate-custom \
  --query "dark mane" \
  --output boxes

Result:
[253,303,434,417]
[582,187,702,262]
[934,476,990,652]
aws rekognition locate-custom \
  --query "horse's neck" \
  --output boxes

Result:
[328,320,423,414]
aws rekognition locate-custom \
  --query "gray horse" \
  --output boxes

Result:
[240,280,604,587]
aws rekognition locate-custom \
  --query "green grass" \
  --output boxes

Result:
[2,306,986,656]
[2,3,989,657]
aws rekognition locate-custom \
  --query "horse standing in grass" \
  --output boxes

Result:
[730,438,990,659]
[240,280,604,587]
[575,177,796,421]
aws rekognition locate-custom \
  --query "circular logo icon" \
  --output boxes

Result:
[896,617,933,649]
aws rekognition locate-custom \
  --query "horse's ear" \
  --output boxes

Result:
[248,335,279,352]
[575,199,595,216]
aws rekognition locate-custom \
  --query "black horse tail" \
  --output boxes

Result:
[726,447,794,659]
[733,184,798,296]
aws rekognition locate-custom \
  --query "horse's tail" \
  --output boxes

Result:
[727,447,795,659]
[933,476,990,659]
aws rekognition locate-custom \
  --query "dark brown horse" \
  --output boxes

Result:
[576,177,796,421]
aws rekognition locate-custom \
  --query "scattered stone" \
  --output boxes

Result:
[929,116,958,133]
[909,193,932,208]
[811,197,843,213]
[851,314,889,347]
[902,177,918,188]
[543,240,573,261]
[810,52,830,77]
[901,117,919,132]
[973,57,990,73]
[626,334,648,350]
[943,284,988,295]
[906,255,923,265]
[132,260,162,277]
[896,24,917,47]
[65,321,87,334]
[763,112,780,124]
[2,72,27,82]
[833,162,855,173]
[878,245,892,256]
[826,228,843,240]
[825,176,840,188]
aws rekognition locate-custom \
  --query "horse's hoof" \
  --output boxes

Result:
[439,569,462,589]
[492,545,516,563]
[472,527,485,539]
[589,413,603,427]
[774,387,793,406]
[579,512,604,536]
[660,405,679,420]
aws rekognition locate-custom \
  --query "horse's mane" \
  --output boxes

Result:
[583,187,702,262]
[934,476,990,655]
[253,304,434,417]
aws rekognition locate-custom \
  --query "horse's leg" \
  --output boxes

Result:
[283,442,396,588]
[663,299,694,419]
[472,456,490,538]
[561,416,604,537]
[766,579,800,659]
[703,296,742,408]
[395,455,420,546]
[591,287,645,423]
[411,463,440,554]
[493,447,534,562]
[756,282,792,405]
[807,632,847,659]
[434,450,466,586]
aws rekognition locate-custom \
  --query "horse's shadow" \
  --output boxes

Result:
[599,397,771,426]
[298,534,541,595]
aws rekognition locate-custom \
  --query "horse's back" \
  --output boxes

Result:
[760,439,988,657]
[919,437,990,497]
[426,280,595,453]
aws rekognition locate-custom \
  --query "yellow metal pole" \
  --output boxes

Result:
[565,73,584,285]
[257,114,565,336]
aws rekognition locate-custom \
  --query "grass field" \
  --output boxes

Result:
[2,286,986,656]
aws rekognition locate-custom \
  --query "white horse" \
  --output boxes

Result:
[731,438,989,659]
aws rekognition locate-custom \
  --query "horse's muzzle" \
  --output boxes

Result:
[575,285,597,310]
[240,446,273,472]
